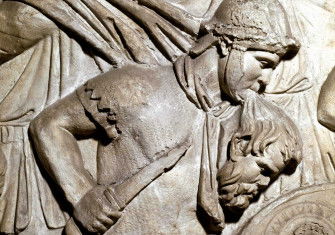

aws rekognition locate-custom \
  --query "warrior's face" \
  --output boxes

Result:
[203,0,299,102]
[237,50,280,93]
[218,48,281,102]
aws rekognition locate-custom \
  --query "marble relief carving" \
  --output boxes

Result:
[0,0,334,234]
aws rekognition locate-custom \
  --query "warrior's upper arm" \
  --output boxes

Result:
[32,92,98,137]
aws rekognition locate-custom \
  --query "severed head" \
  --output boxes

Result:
[217,94,302,212]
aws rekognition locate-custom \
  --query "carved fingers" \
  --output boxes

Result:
[73,185,121,234]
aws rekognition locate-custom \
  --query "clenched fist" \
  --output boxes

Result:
[73,185,122,234]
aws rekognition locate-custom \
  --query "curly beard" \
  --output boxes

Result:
[217,93,302,213]
[217,160,270,212]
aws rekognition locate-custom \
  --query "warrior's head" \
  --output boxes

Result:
[199,0,300,102]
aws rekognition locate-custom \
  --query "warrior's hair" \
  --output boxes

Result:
[201,0,300,58]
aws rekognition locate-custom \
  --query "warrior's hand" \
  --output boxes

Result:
[73,185,122,234]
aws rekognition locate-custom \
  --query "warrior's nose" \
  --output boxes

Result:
[257,70,272,92]
[259,69,272,84]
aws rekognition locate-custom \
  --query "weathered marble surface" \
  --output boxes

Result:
[0,0,334,234]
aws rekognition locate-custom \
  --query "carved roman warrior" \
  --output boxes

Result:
[28,0,303,234]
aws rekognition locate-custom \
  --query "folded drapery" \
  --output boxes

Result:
[10,0,205,66]
[0,28,106,233]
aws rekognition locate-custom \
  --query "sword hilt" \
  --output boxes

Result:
[104,187,123,211]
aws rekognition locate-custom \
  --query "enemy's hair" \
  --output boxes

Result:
[218,93,302,211]
[232,93,302,166]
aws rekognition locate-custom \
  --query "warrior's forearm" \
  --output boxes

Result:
[30,118,95,206]
[29,93,98,207]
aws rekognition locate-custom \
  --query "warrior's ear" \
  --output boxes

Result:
[189,34,219,57]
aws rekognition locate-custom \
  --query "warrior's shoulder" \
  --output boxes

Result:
[86,63,177,94]
[105,63,175,82]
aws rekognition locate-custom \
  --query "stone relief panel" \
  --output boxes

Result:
[0,0,334,234]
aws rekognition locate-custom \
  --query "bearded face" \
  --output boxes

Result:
[217,94,302,212]
[217,138,287,212]
[217,157,271,212]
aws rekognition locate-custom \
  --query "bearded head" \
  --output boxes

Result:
[217,94,302,212]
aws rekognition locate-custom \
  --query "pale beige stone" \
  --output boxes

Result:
[0,0,334,234]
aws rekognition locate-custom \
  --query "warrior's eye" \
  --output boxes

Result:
[259,60,274,69]
[250,50,280,69]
